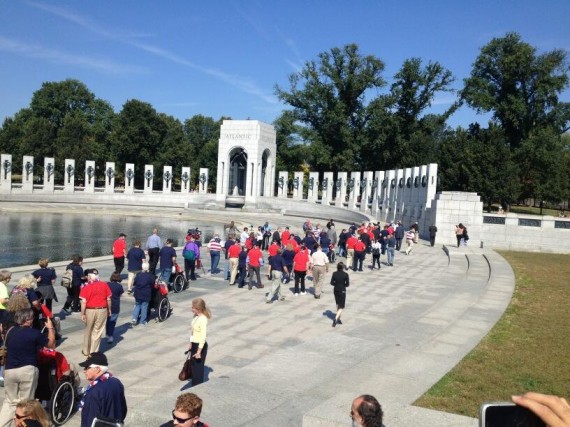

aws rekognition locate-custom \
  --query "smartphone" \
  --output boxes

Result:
[479,402,546,427]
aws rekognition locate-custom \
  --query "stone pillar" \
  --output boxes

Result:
[144,164,154,194]
[180,167,191,193]
[277,171,288,197]
[43,157,55,193]
[84,160,96,193]
[104,162,116,194]
[22,156,34,193]
[348,171,360,210]
[321,171,334,205]
[336,172,347,207]
[199,168,209,194]
[360,171,373,213]
[124,163,135,194]
[371,170,384,217]
[307,171,319,202]
[427,163,438,204]
[1,154,13,194]
[293,171,303,200]
[64,159,75,193]
[163,166,173,193]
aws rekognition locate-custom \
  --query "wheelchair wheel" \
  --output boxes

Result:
[50,380,75,426]
[173,274,185,293]
[157,297,171,322]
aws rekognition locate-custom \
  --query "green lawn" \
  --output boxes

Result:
[414,251,570,417]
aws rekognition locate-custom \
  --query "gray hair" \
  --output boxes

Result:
[14,308,34,325]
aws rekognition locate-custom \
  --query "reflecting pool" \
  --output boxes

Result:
[0,212,225,268]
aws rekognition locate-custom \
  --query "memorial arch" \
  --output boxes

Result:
[215,120,276,207]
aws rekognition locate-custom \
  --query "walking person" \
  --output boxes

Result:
[131,263,154,326]
[428,224,438,247]
[126,240,145,295]
[386,233,396,266]
[394,221,404,251]
[146,228,162,275]
[266,249,288,304]
[353,237,366,271]
[207,235,222,275]
[237,245,248,288]
[330,262,349,327]
[461,225,469,246]
[309,244,329,299]
[182,236,200,282]
[158,239,177,284]
[455,224,464,248]
[371,240,381,270]
[32,258,57,312]
[405,229,415,255]
[292,246,310,296]
[188,299,211,386]
[112,233,127,274]
[247,243,264,290]
[105,272,124,344]
[227,240,241,285]
[62,256,84,314]
[79,269,111,356]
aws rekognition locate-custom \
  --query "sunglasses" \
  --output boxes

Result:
[171,410,193,424]
[14,413,28,420]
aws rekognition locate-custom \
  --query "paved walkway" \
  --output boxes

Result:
[0,211,515,426]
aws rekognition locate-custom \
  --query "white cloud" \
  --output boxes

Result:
[0,36,148,75]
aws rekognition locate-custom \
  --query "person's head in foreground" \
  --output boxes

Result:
[14,399,50,427]
[171,393,203,426]
[351,394,383,427]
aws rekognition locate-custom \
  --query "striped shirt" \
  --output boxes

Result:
[208,239,222,252]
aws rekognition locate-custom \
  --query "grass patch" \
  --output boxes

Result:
[414,251,570,417]
[509,205,563,216]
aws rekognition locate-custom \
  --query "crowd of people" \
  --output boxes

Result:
[1,217,567,427]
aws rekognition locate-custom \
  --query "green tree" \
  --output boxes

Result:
[462,32,570,148]
[110,100,167,185]
[273,110,311,173]
[275,43,386,172]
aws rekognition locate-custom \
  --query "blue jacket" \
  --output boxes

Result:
[81,376,127,427]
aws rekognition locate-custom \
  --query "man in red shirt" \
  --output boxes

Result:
[292,246,310,295]
[247,243,264,290]
[268,241,281,259]
[281,227,291,243]
[346,233,358,271]
[80,269,112,356]
[227,240,241,285]
[112,233,127,274]
[353,238,367,272]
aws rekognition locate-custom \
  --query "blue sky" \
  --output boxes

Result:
[1,1,569,130]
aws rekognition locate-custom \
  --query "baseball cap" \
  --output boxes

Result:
[79,352,108,368]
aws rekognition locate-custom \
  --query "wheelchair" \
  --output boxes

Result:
[161,263,187,293]
[150,281,172,322]
[35,358,78,426]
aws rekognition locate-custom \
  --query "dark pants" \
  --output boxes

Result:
[190,341,208,386]
[372,254,381,269]
[63,284,81,311]
[456,235,462,247]
[114,256,125,274]
[294,271,306,293]
[148,248,160,274]
[430,236,436,246]
[248,266,262,286]
[354,251,365,271]
[184,259,196,280]
[238,266,247,287]
[396,238,403,251]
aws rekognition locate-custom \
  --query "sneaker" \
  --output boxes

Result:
[107,336,114,344]
[294,293,299,296]
[280,297,285,301]
[127,289,133,295]
[337,319,343,325]
[301,291,307,295]
[131,320,137,326]
[141,321,148,326]
[314,295,321,299]
[62,307,72,315]
[266,300,273,304]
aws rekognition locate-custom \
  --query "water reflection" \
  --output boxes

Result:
[0,213,224,268]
